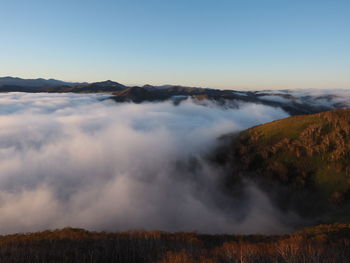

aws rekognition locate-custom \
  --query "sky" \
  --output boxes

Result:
[0,0,349,90]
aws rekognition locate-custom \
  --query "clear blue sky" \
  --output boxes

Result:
[1,0,349,89]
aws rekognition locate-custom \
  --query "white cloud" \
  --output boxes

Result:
[257,89,350,108]
[0,93,291,234]
[259,95,292,104]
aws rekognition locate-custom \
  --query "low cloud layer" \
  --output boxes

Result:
[256,89,350,108]
[0,93,294,234]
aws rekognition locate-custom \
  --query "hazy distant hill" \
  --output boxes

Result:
[0,77,348,116]
[109,86,336,115]
[42,80,126,93]
[0,76,83,90]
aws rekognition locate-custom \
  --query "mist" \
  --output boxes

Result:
[0,93,294,235]
[256,89,350,108]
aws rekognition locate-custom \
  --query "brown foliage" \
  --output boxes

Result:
[0,223,348,262]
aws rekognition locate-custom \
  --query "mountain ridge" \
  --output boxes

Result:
[0,76,349,116]
[0,76,85,88]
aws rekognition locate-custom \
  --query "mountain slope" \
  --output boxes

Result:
[42,80,126,93]
[234,108,350,200]
[112,86,168,102]
[216,109,350,221]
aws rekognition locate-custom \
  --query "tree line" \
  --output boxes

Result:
[0,223,349,262]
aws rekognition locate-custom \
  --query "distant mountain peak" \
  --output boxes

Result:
[0,76,83,88]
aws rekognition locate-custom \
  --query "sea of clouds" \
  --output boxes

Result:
[257,89,350,108]
[0,92,300,234]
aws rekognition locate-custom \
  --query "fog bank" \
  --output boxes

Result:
[0,93,291,234]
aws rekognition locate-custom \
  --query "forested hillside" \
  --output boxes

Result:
[0,224,349,262]
[218,108,350,221]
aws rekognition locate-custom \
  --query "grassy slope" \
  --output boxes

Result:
[213,109,350,223]
[235,109,350,200]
